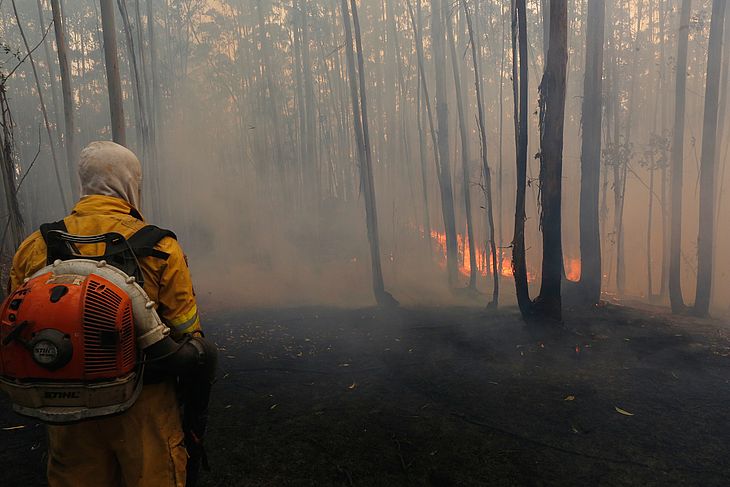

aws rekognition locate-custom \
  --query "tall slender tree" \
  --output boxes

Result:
[577,0,605,304]
[694,0,726,317]
[49,0,77,200]
[669,0,691,313]
[430,0,459,288]
[445,4,477,290]
[462,0,499,306]
[512,0,532,318]
[340,0,397,307]
[100,0,126,146]
[35,0,62,147]
[535,0,568,321]
[11,0,69,212]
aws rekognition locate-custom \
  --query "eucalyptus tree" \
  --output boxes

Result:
[49,0,76,199]
[511,0,532,318]
[10,0,68,212]
[695,0,726,317]
[669,0,691,313]
[535,0,568,321]
[100,0,125,146]
[340,0,397,307]
[430,0,459,288]
[446,2,477,290]
[462,0,498,306]
[577,0,605,305]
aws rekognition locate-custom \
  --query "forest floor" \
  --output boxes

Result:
[2,302,730,486]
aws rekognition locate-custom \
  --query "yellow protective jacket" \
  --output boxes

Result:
[9,194,201,337]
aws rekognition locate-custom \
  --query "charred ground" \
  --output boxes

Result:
[2,304,730,486]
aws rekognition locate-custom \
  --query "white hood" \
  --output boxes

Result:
[78,141,142,209]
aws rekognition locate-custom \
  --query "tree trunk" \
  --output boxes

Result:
[49,0,77,200]
[658,0,670,300]
[711,3,730,306]
[647,163,655,297]
[35,0,62,150]
[694,0,726,317]
[577,0,605,304]
[299,2,320,203]
[100,0,126,146]
[446,4,477,290]
[535,0,568,321]
[430,0,459,288]
[669,0,691,313]
[0,86,24,255]
[498,2,506,277]
[512,0,532,318]
[340,0,397,307]
[462,0,499,306]
[407,0,443,265]
[11,0,69,212]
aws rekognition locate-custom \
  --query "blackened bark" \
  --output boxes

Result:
[578,0,605,304]
[512,0,532,318]
[535,0,568,322]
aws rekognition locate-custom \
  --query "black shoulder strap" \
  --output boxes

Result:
[38,222,177,287]
[127,225,177,261]
[39,220,69,265]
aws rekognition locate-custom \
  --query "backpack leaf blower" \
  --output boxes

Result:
[0,227,217,433]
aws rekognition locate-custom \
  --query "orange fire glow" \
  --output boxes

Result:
[565,258,581,282]
[428,230,534,281]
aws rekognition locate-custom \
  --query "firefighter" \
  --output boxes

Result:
[9,141,214,487]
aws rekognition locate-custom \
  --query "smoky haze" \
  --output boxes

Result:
[1,0,730,313]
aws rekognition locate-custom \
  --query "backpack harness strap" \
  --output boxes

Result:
[40,220,70,265]
[39,221,177,287]
[126,226,177,261]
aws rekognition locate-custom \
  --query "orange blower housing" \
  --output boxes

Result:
[0,271,141,423]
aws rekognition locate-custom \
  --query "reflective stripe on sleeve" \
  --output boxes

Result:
[167,305,200,333]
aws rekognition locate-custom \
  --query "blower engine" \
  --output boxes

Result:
[0,258,169,423]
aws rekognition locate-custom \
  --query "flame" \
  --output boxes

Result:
[565,257,581,282]
[424,227,580,284]
[428,229,532,281]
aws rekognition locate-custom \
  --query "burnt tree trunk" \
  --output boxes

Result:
[578,0,605,304]
[535,0,568,321]
[512,0,533,318]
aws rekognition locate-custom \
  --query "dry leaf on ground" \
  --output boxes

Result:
[614,406,634,416]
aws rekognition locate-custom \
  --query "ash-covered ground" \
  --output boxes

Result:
[2,304,730,486]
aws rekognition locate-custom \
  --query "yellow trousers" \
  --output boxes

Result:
[47,381,187,487]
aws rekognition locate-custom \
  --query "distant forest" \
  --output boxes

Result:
[1,0,729,319]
